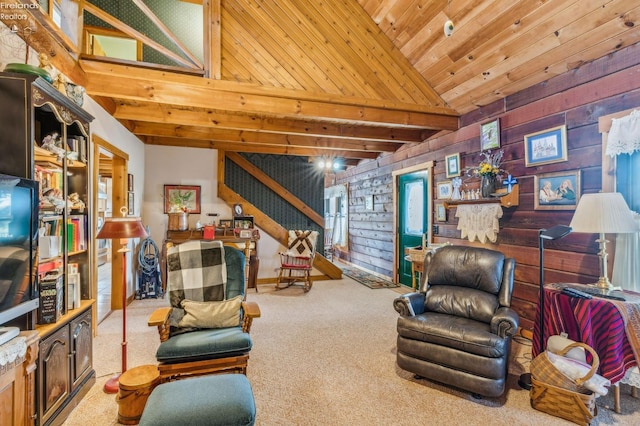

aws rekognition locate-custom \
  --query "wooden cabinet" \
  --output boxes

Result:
[0,72,95,426]
[37,303,94,426]
[0,331,39,426]
[0,72,94,315]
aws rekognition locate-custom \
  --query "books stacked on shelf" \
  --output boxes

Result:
[66,136,87,163]
[67,215,87,253]
[39,215,63,260]
[39,270,63,324]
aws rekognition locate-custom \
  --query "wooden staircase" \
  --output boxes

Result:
[218,152,342,280]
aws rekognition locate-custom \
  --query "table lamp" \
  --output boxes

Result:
[96,207,148,393]
[569,193,639,290]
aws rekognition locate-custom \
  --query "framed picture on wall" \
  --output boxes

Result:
[436,181,453,200]
[480,118,500,150]
[364,194,374,211]
[534,170,581,210]
[127,173,134,192]
[524,125,568,167]
[164,184,201,214]
[435,203,447,222]
[445,153,461,178]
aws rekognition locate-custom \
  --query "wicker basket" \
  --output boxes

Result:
[530,376,597,425]
[407,247,425,263]
[530,342,598,425]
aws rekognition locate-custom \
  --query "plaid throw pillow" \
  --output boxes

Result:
[167,240,227,309]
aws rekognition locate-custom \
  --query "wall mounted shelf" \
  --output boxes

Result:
[445,184,519,209]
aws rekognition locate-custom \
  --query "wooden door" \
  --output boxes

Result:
[397,171,429,287]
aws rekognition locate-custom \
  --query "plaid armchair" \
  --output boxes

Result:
[148,240,260,382]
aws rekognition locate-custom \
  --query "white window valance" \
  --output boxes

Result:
[606,109,640,157]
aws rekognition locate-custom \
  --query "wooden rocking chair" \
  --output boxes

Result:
[276,230,319,292]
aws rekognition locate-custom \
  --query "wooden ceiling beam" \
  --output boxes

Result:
[113,102,424,143]
[142,136,379,159]
[81,62,459,130]
[131,122,400,152]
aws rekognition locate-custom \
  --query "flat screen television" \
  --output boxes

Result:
[0,173,39,326]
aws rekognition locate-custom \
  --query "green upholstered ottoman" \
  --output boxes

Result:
[138,374,256,426]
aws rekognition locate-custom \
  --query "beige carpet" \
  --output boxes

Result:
[63,278,640,425]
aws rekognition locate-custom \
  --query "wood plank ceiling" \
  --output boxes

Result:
[6,0,639,166]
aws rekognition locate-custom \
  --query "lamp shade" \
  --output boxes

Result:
[97,216,149,240]
[569,193,639,234]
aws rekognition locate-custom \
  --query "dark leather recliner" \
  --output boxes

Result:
[393,245,519,397]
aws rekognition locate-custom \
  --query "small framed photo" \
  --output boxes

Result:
[239,229,253,239]
[127,173,134,192]
[435,203,447,222]
[364,194,374,211]
[445,153,461,178]
[164,184,201,214]
[480,118,501,150]
[534,170,581,210]
[219,219,232,228]
[436,181,453,200]
[525,125,568,167]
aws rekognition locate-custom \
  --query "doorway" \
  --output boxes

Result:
[393,162,434,286]
[92,136,129,325]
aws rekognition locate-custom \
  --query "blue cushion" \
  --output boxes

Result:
[139,374,255,426]
[156,327,252,363]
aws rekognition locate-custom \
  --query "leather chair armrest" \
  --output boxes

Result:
[148,307,173,342]
[241,301,261,332]
[490,307,519,338]
[393,292,425,316]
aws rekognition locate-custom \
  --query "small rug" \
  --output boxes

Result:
[342,267,399,289]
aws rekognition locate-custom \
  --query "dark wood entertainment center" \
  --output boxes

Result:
[0,72,96,425]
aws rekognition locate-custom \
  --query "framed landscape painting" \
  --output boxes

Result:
[480,118,500,150]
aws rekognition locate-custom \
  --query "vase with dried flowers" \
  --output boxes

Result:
[465,150,505,198]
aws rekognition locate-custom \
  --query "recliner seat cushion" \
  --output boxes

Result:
[397,312,507,358]
[396,339,507,380]
[156,327,252,363]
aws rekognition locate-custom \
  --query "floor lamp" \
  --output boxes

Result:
[96,207,148,394]
[518,224,572,390]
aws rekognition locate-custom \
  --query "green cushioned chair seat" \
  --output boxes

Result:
[139,374,256,426]
[156,327,252,363]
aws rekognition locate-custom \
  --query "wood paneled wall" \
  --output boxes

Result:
[335,42,640,331]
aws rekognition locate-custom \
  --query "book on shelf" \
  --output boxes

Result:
[38,270,63,324]
[67,214,87,252]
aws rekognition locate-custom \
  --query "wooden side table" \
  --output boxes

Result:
[404,255,423,290]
